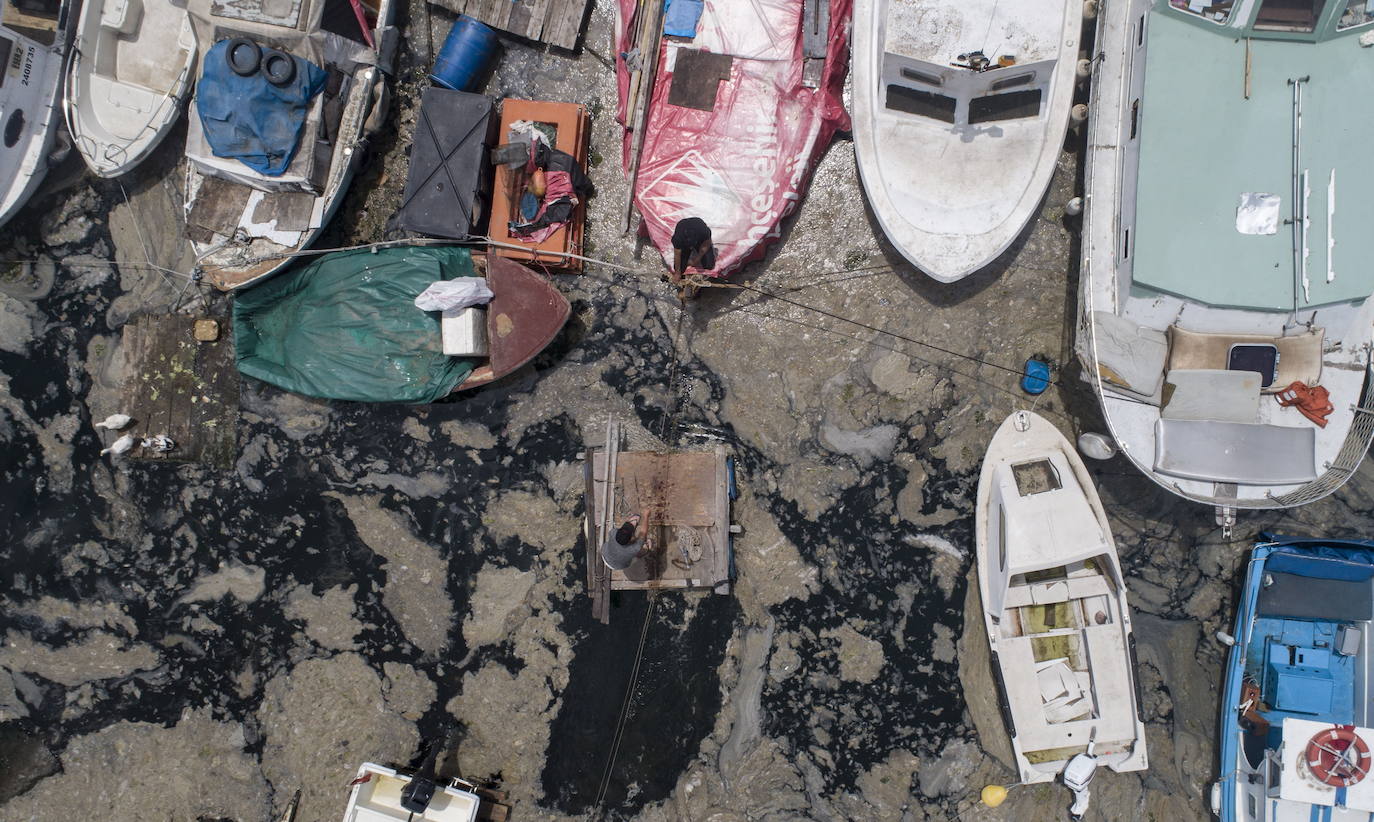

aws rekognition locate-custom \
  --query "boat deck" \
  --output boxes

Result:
[882,0,1061,64]
[1132,10,1374,310]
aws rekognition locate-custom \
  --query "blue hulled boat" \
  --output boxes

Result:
[1215,537,1374,820]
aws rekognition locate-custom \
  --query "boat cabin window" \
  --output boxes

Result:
[990,72,1035,92]
[1167,0,1235,23]
[885,84,956,123]
[900,67,943,87]
[1339,0,1374,27]
[1253,0,1321,31]
[1011,459,1061,496]
[968,89,1043,124]
[0,36,10,88]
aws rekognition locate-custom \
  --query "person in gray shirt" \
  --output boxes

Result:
[601,513,647,571]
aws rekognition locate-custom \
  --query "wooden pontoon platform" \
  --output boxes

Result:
[584,437,736,623]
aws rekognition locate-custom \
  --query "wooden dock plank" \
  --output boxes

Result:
[431,0,586,49]
[120,315,239,468]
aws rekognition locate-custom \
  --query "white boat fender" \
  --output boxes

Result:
[1077,432,1116,460]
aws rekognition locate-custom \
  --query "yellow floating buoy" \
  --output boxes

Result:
[981,784,1009,807]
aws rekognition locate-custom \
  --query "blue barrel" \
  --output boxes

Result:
[431,16,500,92]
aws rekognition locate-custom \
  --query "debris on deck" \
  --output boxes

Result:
[584,422,737,624]
[430,0,588,51]
[117,314,239,467]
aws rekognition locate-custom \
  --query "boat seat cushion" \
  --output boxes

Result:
[100,0,141,34]
[1160,368,1261,423]
[1153,418,1317,485]
[1166,326,1324,394]
[1091,311,1169,404]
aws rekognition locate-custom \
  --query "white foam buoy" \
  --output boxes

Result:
[1071,103,1089,124]
[1065,197,1083,217]
[1083,0,1099,18]
[1077,432,1117,460]
[93,413,132,430]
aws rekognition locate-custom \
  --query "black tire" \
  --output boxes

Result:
[226,38,260,76]
[262,50,296,86]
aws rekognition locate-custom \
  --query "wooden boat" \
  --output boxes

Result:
[487,98,589,271]
[453,252,571,391]
[0,0,74,227]
[64,0,196,177]
[1078,0,1374,516]
[233,246,570,402]
[1213,537,1374,821]
[342,762,480,822]
[975,410,1147,787]
[852,0,1081,282]
[181,0,397,291]
[613,0,851,280]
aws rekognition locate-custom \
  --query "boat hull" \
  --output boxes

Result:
[851,0,1081,283]
[65,0,196,177]
[0,0,74,227]
[975,410,1148,783]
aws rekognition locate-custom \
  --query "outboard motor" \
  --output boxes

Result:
[1062,733,1098,820]
[400,741,443,813]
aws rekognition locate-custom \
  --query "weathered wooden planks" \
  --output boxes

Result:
[584,445,733,623]
[429,0,587,51]
[118,315,239,468]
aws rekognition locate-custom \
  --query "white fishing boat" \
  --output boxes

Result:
[851,0,1082,282]
[64,0,197,177]
[0,0,74,227]
[975,410,1147,804]
[182,0,396,291]
[1078,0,1374,520]
[342,762,480,822]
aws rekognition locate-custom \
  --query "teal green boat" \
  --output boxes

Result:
[1077,0,1374,517]
[233,245,571,403]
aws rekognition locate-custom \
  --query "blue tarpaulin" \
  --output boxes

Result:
[196,39,327,176]
[662,0,703,37]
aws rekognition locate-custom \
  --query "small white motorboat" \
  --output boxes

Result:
[341,762,481,822]
[975,410,1147,800]
[0,0,75,226]
[64,0,197,177]
[851,0,1081,282]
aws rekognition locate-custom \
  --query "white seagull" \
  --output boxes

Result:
[93,414,133,430]
[99,434,137,456]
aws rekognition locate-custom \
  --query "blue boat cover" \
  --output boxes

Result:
[662,0,704,37]
[197,39,327,176]
[1265,540,1374,581]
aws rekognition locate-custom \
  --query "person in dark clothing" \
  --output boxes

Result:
[671,217,716,278]
[601,513,647,571]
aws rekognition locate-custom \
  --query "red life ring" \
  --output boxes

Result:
[1305,726,1372,788]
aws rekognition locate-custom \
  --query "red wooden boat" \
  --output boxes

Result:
[455,254,572,391]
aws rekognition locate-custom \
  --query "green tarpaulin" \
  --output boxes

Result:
[233,245,477,403]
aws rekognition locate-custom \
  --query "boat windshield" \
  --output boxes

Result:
[1338,0,1374,27]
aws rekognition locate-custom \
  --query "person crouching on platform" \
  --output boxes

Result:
[601,513,648,571]
[671,217,716,283]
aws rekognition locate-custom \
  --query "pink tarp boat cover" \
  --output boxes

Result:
[615,0,851,278]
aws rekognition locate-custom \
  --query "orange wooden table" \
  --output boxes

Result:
[489,99,590,272]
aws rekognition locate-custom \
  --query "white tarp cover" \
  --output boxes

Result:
[1236,192,1280,235]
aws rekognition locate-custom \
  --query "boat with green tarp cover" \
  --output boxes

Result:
[233,244,571,403]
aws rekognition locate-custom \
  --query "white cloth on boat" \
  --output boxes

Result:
[1236,192,1281,235]
[414,278,493,312]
